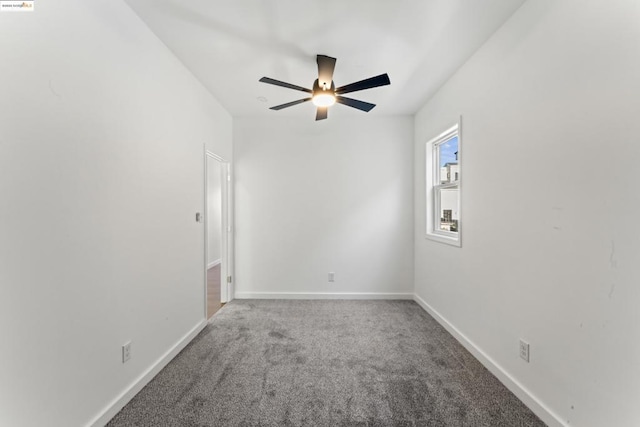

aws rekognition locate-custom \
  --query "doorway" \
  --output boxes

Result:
[205,151,231,319]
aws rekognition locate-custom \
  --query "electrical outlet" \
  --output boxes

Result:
[519,339,530,363]
[122,341,131,363]
[328,272,335,282]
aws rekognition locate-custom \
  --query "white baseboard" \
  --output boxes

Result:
[235,292,414,300]
[88,319,208,427]
[412,294,565,427]
[207,259,221,269]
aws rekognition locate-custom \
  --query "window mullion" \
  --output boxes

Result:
[434,182,458,191]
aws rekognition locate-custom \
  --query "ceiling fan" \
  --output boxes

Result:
[258,55,391,121]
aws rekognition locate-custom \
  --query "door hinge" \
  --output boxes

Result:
[227,276,232,283]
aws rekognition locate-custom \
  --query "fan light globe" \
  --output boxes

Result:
[312,93,336,107]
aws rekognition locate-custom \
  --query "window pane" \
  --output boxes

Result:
[439,136,459,184]
[426,123,461,246]
[438,186,459,233]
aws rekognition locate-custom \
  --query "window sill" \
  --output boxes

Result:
[425,232,461,247]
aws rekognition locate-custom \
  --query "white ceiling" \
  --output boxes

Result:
[125,0,525,119]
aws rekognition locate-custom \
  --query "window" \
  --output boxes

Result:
[426,122,461,246]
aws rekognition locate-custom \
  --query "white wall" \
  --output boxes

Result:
[414,1,640,426]
[207,157,222,266]
[234,116,414,298]
[0,2,232,426]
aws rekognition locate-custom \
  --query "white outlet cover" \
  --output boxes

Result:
[122,341,131,363]
[519,339,530,362]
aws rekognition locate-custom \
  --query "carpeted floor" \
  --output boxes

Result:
[107,300,546,426]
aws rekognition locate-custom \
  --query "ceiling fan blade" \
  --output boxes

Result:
[316,107,328,121]
[269,98,312,111]
[259,77,313,94]
[317,55,337,88]
[335,73,391,95]
[336,96,376,112]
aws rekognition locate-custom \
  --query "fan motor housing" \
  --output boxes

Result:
[312,79,336,95]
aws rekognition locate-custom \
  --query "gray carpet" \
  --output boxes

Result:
[108,300,546,426]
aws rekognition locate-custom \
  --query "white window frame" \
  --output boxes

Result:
[425,120,462,247]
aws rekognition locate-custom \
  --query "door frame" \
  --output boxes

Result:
[204,149,233,319]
